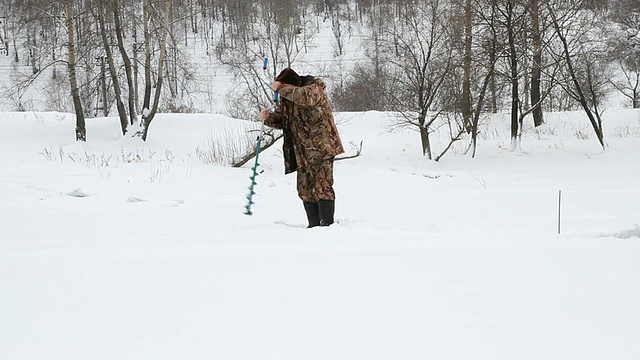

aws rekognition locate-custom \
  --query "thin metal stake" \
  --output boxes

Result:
[557,190,562,235]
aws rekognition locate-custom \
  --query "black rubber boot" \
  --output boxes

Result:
[303,202,320,228]
[318,200,335,226]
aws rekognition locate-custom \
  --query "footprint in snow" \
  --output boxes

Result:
[126,196,185,207]
[66,188,89,198]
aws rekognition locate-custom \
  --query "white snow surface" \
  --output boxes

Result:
[1,109,640,360]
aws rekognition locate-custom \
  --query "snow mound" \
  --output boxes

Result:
[598,225,640,239]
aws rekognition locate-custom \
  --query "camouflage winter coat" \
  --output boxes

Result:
[264,78,344,174]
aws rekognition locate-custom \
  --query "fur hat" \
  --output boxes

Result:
[276,68,302,86]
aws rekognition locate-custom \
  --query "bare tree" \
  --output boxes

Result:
[138,0,173,141]
[468,0,502,157]
[66,0,86,141]
[381,0,456,160]
[530,0,544,126]
[330,2,394,112]
[611,58,640,108]
[493,0,534,151]
[0,6,8,56]
[461,0,473,131]
[608,12,640,108]
[330,2,349,57]
[112,0,137,125]
[547,0,607,148]
[95,2,129,135]
[216,0,314,117]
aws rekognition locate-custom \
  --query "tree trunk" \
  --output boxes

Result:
[100,56,108,117]
[66,0,86,142]
[550,11,605,149]
[471,1,498,157]
[142,0,152,112]
[141,1,172,141]
[507,6,520,151]
[419,115,432,160]
[489,15,498,113]
[131,7,140,116]
[531,0,544,126]
[461,0,473,132]
[113,0,137,126]
[472,56,496,158]
[97,5,128,135]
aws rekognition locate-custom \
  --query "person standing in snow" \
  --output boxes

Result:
[260,68,344,227]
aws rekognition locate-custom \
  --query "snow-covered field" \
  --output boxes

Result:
[1,108,639,359]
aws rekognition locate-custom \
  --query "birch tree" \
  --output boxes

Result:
[66,0,85,141]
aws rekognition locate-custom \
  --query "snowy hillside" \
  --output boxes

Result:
[1,108,639,359]
[0,10,357,115]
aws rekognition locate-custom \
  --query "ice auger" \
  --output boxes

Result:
[244,57,278,215]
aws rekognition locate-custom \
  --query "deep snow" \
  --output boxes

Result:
[1,109,639,359]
